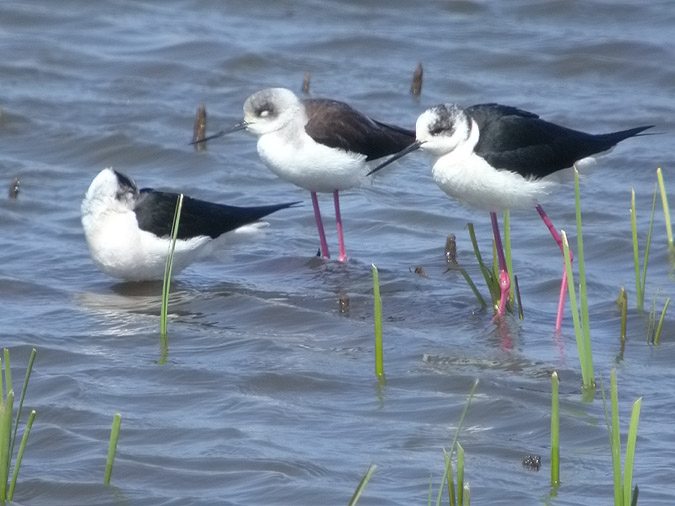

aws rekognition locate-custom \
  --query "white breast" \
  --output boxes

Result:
[82,209,211,281]
[431,150,555,211]
[256,129,368,193]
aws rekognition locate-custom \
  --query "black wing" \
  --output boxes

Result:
[467,103,652,179]
[134,189,298,239]
[303,98,415,161]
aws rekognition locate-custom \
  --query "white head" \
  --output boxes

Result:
[242,87,304,136]
[81,168,138,222]
[366,104,474,176]
[415,104,472,157]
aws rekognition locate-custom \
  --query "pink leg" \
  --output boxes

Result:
[536,204,573,331]
[490,211,510,318]
[333,190,347,262]
[311,192,330,259]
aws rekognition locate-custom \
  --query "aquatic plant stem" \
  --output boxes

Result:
[656,167,673,250]
[609,370,622,506]
[104,412,122,486]
[653,297,671,345]
[10,348,36,462]
[573,169,593,373]
[160,193,184,339]
[562,231,594,389]
[7,409,36,501]
[348,464,377,506]
[371,265,384,380]
[468,223,499,305]
[624,397,642,506]
[550,371,560,487]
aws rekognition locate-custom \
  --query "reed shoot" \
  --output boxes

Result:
[656,167,673,251]
[630,188,657,312]
[651,297,670,345]
[348,463,377,506]
[604,369,642,506]
[434,379,478,505]
[468,224,500,310]
[371,264,384,380]
[562,231,595,390]
[1,348,37,502]
[550,371,560,487]
[160,193,184,355]
[104,412,122,486]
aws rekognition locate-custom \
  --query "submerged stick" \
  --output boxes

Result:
[192,104,207,150]
[410,62,423,97]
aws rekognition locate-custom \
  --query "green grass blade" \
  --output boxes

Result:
[639,188,658,303]
[457,268,487,309]
[104,412,122,486]
[630,190,643,312]
[623,397,642,506]
[468,224,499,305]
[438,379,478,506]
[160,193,184,338]
[441,449,454,506]
[7,409,36,501]
[0,390,14,500]
[3,349,11,399]
[449,379,479,457]
[457,442,465,506]
[348,463,377,506]
[462,483,470,505]
[371,264,384,380]
[562,231,592,388]
[550,371,560,486]
[653,297,671,345]
[610,370,622,506]
[10,348,36,464]
[573,169,594,388]
[631,485,639,506]
[656,167,673,249]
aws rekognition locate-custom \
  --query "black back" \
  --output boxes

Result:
[466,103,652,178]
[303,98,415,161]
[134,189,298,239]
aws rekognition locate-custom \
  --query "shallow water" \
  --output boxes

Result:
[1,1,674,504]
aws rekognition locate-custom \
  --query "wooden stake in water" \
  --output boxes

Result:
[371,265,384,380]
[104,412,122,486]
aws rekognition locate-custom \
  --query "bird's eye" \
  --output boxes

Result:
[259,109,270,117]
[429,126,444,136]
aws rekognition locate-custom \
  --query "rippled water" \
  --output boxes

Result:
[1,1,674,504]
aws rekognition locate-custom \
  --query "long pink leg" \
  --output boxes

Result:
[311,191,330,259]
[333,190,347,262]
[536,204,573,331]
[490,211,510,318]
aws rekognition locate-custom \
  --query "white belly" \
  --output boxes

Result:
[431,152,555,211]
[257,132,367,193]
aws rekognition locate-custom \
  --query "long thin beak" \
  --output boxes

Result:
[367,140,423,176]
[190,121,249,145]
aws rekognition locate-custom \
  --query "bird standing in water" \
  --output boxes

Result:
[369,102,652,328]
[198,87,415,262]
